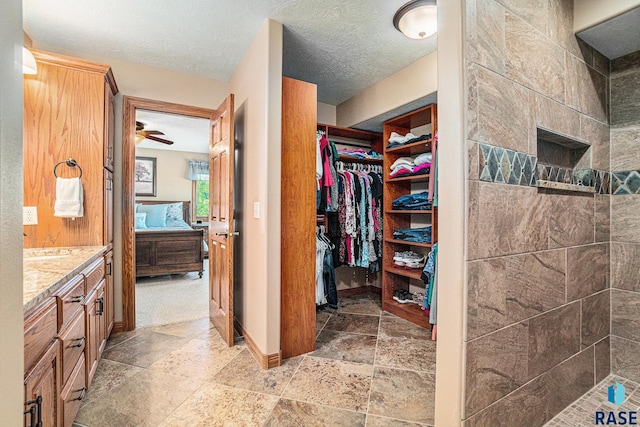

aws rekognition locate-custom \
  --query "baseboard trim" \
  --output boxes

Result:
[112,321,124,334]
[337,285,382,298]
[234,319,281,370]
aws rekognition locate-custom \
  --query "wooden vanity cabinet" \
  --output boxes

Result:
[104,250,115,336]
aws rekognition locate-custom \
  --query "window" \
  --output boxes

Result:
[193,173,209,220]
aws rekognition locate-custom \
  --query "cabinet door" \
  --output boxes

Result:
[84,281,104,389]
[104,250,115,336]
[24,340,61,427]
[103,83,115,172]
[103,170,114,248]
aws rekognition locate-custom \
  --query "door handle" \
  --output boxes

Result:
[215,231,239,237]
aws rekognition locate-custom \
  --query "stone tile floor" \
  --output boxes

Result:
[546,374,640,426]
[73,293,436,427]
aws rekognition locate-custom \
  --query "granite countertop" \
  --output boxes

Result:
[23,246,107,313]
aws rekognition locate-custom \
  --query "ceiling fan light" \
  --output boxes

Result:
[393,0,437,40]
[135,133,145,145]
[23,47,37,75]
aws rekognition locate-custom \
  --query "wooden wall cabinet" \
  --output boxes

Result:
[23,50,118,249]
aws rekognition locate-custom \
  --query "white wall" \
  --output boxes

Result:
[336,52,438,128]
[135,147,207,203]
[317,102,337,125]
[0,0,25,423]
[229,19,283,356]
[574,0,640,32]
[33,43,229,323]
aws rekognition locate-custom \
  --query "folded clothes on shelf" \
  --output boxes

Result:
[338,148,383,160]
[393,226,432,244]
[386,132,432,149]
[391,191,431,210]
[389,163,430,178]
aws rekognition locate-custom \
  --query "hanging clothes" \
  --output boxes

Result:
[316,226,338,308]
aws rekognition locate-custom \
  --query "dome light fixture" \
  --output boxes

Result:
[393,0,438,40]
[22,47,37,75]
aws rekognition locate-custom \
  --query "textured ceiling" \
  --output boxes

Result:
[23,0,437,105]
[136,110,209,154]
[577,6,640,59]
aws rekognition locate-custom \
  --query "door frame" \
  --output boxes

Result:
[121,96,216,331]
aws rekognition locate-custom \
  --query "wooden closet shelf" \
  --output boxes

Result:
[382,299,432,329]
[384,238,433,248]
[384,265,423,280]
[386,174,430,183]
[337,155,383,165]
[385,139,432,155]
[384,209,433,214]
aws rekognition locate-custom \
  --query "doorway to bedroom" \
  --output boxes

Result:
[121,97,218,331]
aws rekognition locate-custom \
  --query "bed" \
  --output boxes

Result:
[135,200,204,278]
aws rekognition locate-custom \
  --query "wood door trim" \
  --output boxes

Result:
[121,96,216,331]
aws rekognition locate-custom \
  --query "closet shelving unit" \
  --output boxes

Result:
[382,104,437,329]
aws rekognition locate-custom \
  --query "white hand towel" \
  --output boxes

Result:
[54,177,84,218]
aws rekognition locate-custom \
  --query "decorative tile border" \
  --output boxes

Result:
[478,143,611,194]
[612,171,640,195]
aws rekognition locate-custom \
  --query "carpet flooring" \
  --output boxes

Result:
[135,262,209,328]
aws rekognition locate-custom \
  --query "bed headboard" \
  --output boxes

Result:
[135,200,192,225]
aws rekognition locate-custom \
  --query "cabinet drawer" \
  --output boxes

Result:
[24,299,58,372]
[59,310,85,386]
[83,257,105,293]
[61,354,86,427]
[56,274,85,331]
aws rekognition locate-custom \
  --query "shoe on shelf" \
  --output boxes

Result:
[392,289,414,304]
[413,292,424,305]
[394,250,425,269]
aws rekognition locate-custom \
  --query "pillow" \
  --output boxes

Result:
[166,202,183,221]
[135,212,147,229]
[136,204,168,227]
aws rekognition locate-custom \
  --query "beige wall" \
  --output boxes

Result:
[229,19,283,356]
[317,102,336,125]
[33,43,229,323]
[135,148,207,204]
[1,0,25,423]
[574,0,640,32]
[434,1,466,425]
[336,52,437,128]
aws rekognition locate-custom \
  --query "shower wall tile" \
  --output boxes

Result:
[496,0,548,36]
[611,242,640,291]
[548,192,594,248]
[471,64,531,153]
[467,182,549,260]
[592,48,610,77]
[611,124,640,171]
[467,249,566,339]
[580,115,609,171]
[595,337,610,384]
[595,195,610,243]
[464,348,594,427]
[566,243,609,301]
[612,289,640,342]
[581,290,610,348]
[532,92,581,146]
[548,0,580,57]
[505,12,565,103]
[611,195,640,242]
[465,322,529,417]
[528,302,581,378]
[566,53,608,123]
[466,0,506,75]
[610,66,640,127]
[612,336,640,383]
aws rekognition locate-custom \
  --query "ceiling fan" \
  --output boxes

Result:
[135,121,174,145]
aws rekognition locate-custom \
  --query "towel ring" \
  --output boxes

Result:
[53,158,83,178]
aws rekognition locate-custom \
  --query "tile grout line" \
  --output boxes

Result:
[364,312,383,425]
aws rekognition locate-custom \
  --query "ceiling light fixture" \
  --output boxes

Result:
[393,0,437,40]
[22,47,37,74]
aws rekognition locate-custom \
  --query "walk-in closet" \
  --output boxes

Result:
[281,77,439,358]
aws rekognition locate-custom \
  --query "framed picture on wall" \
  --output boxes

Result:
[135,156,157,197]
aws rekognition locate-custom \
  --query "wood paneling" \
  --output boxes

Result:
[122,96,217,331]
[281,77,317,359]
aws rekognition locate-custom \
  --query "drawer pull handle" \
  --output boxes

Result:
[71,295,85,303]
[97,297,104,316]
[70,336,86,348]
[71,387,87,402]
